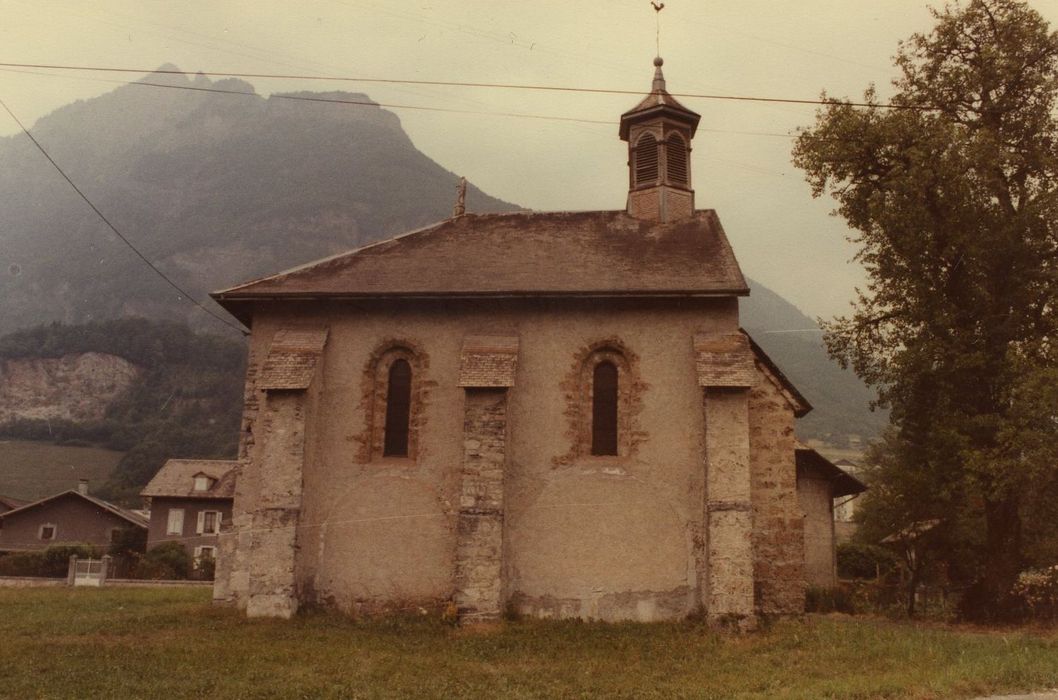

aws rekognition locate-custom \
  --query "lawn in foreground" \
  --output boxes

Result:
[1,587,1056,699]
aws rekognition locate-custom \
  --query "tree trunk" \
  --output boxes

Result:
[907,565,920,618]
[964,495,1022,621]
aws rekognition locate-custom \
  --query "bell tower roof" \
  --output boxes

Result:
[619,57,701,141]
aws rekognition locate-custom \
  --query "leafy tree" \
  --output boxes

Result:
[793,0,1058,620]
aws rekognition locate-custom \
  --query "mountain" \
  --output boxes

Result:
[0,67,884,444]
[740,285,886,443]
[0,67,517,332]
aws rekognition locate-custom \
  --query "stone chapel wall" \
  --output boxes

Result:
[219,297,806,621]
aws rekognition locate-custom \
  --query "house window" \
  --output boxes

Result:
[39,524,57,541]
[197,510,221,535]
[109,528,123,543]
[665,133,689,186]
[166,508,185,536]
[591,361,619,456]
[634,133,659,186]
[193,546,216,565]
[383,358,412,457]
[194,475,215,491]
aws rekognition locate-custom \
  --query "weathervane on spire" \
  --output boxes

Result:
[651,2,665,59]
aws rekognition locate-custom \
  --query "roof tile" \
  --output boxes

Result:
[258,328,329,391]
[458,335,519,387]
[694,333,757,388]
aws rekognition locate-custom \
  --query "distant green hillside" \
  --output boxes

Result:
[0,440,123,502]
[741,282,888,445]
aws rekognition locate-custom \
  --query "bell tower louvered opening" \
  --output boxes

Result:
[665,134,689,187]
[619,57,701,222]
[634,134,659,187]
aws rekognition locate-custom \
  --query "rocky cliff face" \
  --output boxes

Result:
[0,352,139,423]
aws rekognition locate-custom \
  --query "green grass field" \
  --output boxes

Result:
[0,588,1056,699]
[0,439,123,501]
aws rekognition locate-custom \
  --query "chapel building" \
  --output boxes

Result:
[211,58,813,627]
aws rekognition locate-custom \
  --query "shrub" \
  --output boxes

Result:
[0,544,102,578]
[805,585,855,614]
[1010,564,1058,621]
[838,543,900,580]
[132,542,191,580]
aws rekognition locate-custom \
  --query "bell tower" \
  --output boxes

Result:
[620,57,701,223]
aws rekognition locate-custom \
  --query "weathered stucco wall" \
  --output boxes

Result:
[798,471,836,589]
[221,296,806,621]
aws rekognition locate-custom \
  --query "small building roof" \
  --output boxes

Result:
[0,494,27,511]
[141,459,238,500]
[0,490,148,528]
[212,210,749,325]
[795,442,867,498]
[619,57,701,140]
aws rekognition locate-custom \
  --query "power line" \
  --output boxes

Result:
[0,65,872,148]
[0,66,613,127]
[0,60,925,111]
[0,95,247,336]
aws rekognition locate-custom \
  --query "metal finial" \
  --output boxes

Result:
[651,2,665,58]
[452,176,467,217]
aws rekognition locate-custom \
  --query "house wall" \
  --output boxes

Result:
[146,497,233,552]
[0,493,138,551]
[797,470,836,588]
[224,296,805,621]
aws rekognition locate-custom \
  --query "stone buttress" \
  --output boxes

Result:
[694,333,757,628]
[453,335,519,620]
[229,328,328,619]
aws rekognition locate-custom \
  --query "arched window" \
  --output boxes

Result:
[591,361,619,456]
[634,133,659,186]
[383,359,412,456]
[666,133,688,186]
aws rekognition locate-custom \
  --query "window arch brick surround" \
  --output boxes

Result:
[356,340,432,462]
[554,338,647,465]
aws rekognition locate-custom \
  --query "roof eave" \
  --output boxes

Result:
[214,288,750,303]
[213,288,750,326]
[619,104,702,140]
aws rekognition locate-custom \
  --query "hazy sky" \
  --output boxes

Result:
[2,1,1055,320]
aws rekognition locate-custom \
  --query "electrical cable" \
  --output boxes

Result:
[0,60,926,111]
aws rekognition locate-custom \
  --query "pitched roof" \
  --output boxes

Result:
[141,459,238,499]
[795,442,867,498]
[0,495,27,511]
[0,491,148,528]
[212,211,748,324]
[619,61,701,140]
